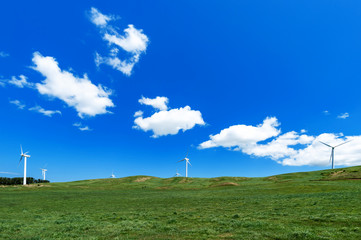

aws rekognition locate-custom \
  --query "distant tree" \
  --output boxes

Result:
[0,177,50,185]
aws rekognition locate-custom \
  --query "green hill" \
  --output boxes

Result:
[1,166,361,239]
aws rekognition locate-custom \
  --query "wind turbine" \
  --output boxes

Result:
[19,145,30,185]
[319,140,351,169]
[40,168,47,180]
[178,151,191,177]
[110,170,116,178]
[174,169,182,177]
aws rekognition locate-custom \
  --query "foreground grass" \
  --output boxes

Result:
[1,167,361,239]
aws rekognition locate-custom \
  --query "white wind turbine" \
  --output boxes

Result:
[178,151,191,177]
[18,145,31,185]
[40,168,47,180]
[110,170,116,178]
[174,169,182,177]
[319,140,352,169]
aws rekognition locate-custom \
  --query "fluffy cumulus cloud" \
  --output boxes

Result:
[199,117,361,167]
[89,8,149,76]
[89,7,114,27]
[199,117,280,149]
[31,52,114,118]
[133,96,205,138]
[139,96,168,111]
[29,105,61,117]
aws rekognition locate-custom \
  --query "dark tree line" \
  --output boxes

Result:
[0,177,50,185]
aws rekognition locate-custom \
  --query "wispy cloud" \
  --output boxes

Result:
[0,172,20,175]
[73,122,92,131]
[337,112,349,119]
[134,96,205,138]
[29,105,61,117]
[89,8,149,76]
[31,52,114,118]
[0,51,9,58]
[9,99,26,109]
[323,110,330,115]
[8,75,34,88]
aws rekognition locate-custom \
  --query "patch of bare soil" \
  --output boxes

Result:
[213,182,239,187]
[156,186,171,190]
[330,170,346,177]
[267,176,278,181]
[218,233,234,239]
[179,178,192,183]
[134,177,151,182]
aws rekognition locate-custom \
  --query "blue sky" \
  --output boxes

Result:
[1,0,361,182]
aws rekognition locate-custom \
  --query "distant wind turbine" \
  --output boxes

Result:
[40,168,47,180]
[178,151,191,177]
[110,171,116,178]
[319,140,352,169]
[174,169,182,177]
[19,145,31,185]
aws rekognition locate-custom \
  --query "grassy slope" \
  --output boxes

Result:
[1,166,361,239]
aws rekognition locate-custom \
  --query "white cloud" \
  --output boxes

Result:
[282,134,361,167]
[199,117,361,167]
[134,110,143,117]
[29,105,61,117]
[133,97,205,137]
[31,52,114,118]
[0,51,9,57]
[9,99,26,109]
[337,112,349,119]
[199,117,280,149]
[103,25,148,53]
[323,110,330,115]
[8,75,34,88]
[73,122,92,131]
[0,172,19,175]
[89,8,149,76]
[95,52,137,76]
[139,96,168,111]
[89,7,114,27]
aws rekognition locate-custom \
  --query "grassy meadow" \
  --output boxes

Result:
[1,166,361,239]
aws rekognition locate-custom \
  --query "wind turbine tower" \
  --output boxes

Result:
[319,140,351,169]
[19,146,31,185]
[178,151,191,177]
[40,168,47,180]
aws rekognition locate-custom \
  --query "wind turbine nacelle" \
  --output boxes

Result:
[22,154,31,158]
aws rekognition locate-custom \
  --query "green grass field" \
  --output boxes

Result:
[1,166,361,239]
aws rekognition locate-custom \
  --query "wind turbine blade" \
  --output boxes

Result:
[20,145,23,155]
[188,161,192,166]
[335,140,352,148]
[319,141,332,148]
[178,159,185,163]
[185,149,189,158]
[18,156,23,166]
